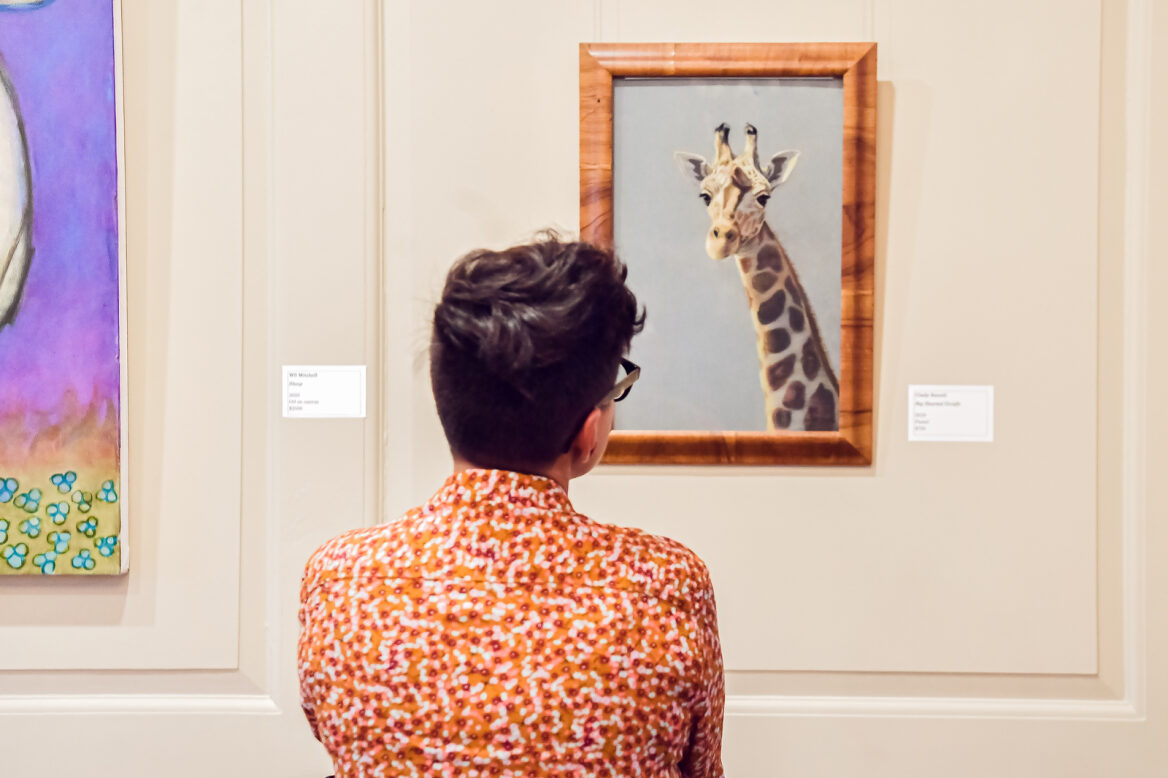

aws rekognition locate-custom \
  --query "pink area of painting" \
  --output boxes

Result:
[0,392,118,467]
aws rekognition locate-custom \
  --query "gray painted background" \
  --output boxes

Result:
[612,77,843,432]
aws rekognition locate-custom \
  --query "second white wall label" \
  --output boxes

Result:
[908,385,994,442]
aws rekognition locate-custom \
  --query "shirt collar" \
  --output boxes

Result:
[430,468,576,515]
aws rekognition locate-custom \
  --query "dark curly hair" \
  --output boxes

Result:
[431,233,645,470]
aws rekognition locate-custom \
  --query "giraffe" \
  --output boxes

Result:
[675,123,839,431]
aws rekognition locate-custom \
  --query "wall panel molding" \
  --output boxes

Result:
[726,694,1139,721]
[0,1,375,771]
[0,0,245,674]
[1120,0,1151,720]
[0,694,279,716]
[721,0,1149,719]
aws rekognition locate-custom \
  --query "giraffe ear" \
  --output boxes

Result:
[764,150,800,185]
[673,152,710,185]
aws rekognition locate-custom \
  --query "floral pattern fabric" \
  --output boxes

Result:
[299,469,724,777]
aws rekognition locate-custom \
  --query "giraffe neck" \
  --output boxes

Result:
[733,224,840,431]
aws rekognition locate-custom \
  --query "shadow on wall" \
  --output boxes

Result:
[872,79,932,468]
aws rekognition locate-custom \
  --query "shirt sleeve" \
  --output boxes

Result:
[680,566,726,778]
[297,560,324,743]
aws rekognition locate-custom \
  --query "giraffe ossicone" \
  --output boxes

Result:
[674,123,839,432]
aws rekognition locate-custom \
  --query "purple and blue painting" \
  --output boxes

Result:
[0,0,124,575]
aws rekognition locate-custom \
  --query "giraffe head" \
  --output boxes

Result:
[675,123,799,260]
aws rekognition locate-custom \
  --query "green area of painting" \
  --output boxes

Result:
[0,468,121,575]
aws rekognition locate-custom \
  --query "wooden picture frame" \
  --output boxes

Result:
[580,43,875,466]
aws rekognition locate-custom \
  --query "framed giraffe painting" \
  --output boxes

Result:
[581,43,875,465]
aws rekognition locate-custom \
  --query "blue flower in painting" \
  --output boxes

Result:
[47,501,70,524]
[3,543,28,570]
[96,535,118,558]
[0,477,16,502]
[0,519,7,544]
[76,518,98,538]
[71,549,95,571]
[32,550,57,575]
[19,516,41,538]
[51,471,77,494]
[98,480,118,503]
[72,490,93,513]
[47,531,70,554]
[13,488,40,513]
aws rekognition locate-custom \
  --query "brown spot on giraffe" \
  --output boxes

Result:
[766,354,797,390]
[751,271,779,293]
[802,339,820,381]
[772,408,792,429]
[785,275,799,296]
[738,256,753,274]
[788,307,805,332]
[764,327,790,353]
[782,380,805,410]
[756,290,786,325]
[806,384,837,431]
[755,244,783,272]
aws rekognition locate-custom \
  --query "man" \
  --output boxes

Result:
[299,234,725,776]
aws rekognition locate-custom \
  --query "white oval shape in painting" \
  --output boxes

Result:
[0,59,32,328]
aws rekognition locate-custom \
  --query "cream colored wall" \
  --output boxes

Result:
[1,0,1167,776]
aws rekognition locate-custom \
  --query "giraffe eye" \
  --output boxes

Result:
[756,194,770,206]
[699,193,711,205]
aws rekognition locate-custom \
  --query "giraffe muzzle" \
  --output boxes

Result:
[706,222,740,260]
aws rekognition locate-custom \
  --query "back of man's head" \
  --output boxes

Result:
[430,233,644,471]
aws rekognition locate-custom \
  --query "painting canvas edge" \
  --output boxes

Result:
[113,0,128,574]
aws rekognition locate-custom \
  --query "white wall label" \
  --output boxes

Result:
[908,385,994,442]
[283,365,366,419]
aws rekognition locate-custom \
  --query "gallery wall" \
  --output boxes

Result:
[390,0,1104,677]
[1,0,1167,776]
[383,0,1168,775]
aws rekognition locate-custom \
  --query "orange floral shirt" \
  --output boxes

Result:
[299,469,724,777]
